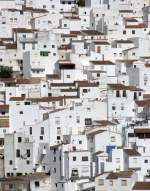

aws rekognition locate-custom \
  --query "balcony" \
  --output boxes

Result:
[19,37,38,43]
[31,63,45,70]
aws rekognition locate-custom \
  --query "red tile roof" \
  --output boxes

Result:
[133,182,150,190]
[91,60,115,65]
[0,118,9,128]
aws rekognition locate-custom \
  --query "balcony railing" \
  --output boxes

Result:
[19,37,38,43]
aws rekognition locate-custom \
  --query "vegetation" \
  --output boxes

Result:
[76,0,85,7]
[0,66,13,78]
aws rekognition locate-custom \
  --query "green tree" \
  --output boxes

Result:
[0,66,13,78]
[76,0,85,7]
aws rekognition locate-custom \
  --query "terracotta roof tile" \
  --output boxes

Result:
[87,130,106,137]
[108,84,143,91]
[94,120,115,126]
[133,182,150,190]
[125,23,148,28]
[28,97,63,102]
[0,105,9,111]
[91,60,115,65]
[106,171,133,179]
[10,97,25,101]
[115,40,133,43]
[0,118,9,128]
[134,128,150,134]
[13,28,38,33]
[93,41,110,45]
[81,30,104,36]
[135,99,150,107]
[124,149,141,156]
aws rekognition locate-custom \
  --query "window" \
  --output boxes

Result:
[41,127,44,135]
[59,100,63,106]
[54,168,56,173]
[9,160,13,165]
[98,179,104,185]
[112,105,116,110]
[40,51,49,56]
[66,75,70,78]
[53,148,56,154]
[19,111,23,114]
[97,46,101,53]
[72,169,78,176]
[24,102,30,105]
[76,116,80,123]
[16,149,20,158]
[26,160,30,165]
[22,43,25,50]
[145,159,148,163]
[7,173,10,177]
[111,136,115,142]
[32,43,36,50]
[82,156,88,161]
[83,89,88,93]
[79,140,82,144]
[29,127,32,135]
[109,180,113,186]
[133,158,137,163]
[55,117,60,125]
[40,136,43,140]
[116,90,120,97]
[123,90,126,97]
[73,156,76,161]
[35,181,40,187]
[1,111,5,115]
[18,137,22,143]
[134,92,137,100]
[52,45,55,48]
[73,146,76,151]
[121,180,127,186]
[123,30,126,35]
[27,149,30,157]
[57,127,61,135]
[116,158,120,163]
[132,30,135,34]
[9,184,13,189]
[57,136,60,140]
[53,157,56,162]
[85,118,92,125]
